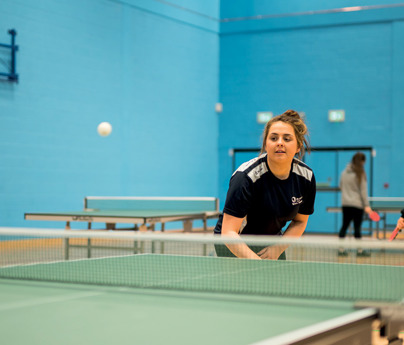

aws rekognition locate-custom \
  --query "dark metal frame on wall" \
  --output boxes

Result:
[0,29,19,82]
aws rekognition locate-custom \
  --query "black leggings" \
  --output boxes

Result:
[215,244,286,260]
[339,206,364,239]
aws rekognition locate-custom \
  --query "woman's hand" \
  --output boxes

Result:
[397,217,404,230]
[257,245,283,260]
[260,213,309,260]
[222,213,261,259]
[364,206,372,215]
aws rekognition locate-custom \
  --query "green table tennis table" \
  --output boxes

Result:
[1,248,404,345]
[327,197,404,239]
[24,196,221,232]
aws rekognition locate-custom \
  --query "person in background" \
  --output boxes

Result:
[395,210,404,232]
[389,209,404,241]
[397,211,404,230]
[214,110,316,260]
[338,152,373,256]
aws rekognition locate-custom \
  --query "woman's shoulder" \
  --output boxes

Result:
[232,153,268,183]
[292,158,314,182]
[292,157,312,170]
[340,164,354,177]
[233,153,267,175]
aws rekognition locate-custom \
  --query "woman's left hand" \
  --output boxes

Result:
[258,245,284,260]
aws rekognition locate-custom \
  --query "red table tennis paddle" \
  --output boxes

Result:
[389,226,401,241]
[369,211,380,222]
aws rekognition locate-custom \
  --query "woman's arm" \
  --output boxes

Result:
[360,179,372,215]
[221,213,261,259]
[283,213,309,238]
[258,213,309,260]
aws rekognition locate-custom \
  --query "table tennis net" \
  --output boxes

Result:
[1,228,404,302]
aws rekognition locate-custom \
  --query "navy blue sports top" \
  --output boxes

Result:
[214,153,316,236]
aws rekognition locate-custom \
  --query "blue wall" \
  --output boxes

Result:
[0,0,219,227]
[218,1,404,232]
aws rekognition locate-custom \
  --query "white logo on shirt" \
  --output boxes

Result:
[292,196,303,205]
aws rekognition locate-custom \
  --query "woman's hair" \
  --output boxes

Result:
[351,152,367,182]
[260,109,309,159]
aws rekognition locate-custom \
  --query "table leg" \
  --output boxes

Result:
[183,220,192,232]
[87,222,92,258]
[161,223,165,253]
[65,221,70,260]
[64,238,69,260]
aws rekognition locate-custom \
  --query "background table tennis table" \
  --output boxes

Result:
[25,196,220,232]
[327,197,404,239]
[25,197,221,259]
[1,252,404,345]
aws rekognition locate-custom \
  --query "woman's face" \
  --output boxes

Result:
[265,121,300,165]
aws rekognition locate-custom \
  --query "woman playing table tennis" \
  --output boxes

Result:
[214,110,316,260]
[337,152,375,256]
[338,153,374,252]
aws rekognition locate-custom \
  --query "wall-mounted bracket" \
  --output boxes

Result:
[0,29,19,82]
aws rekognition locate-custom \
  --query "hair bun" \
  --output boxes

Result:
[284,109,300,118]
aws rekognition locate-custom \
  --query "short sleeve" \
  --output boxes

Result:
[222,172,254,218]
[298,172,316,215]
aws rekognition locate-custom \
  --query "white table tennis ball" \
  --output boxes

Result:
[97,122,112,136]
